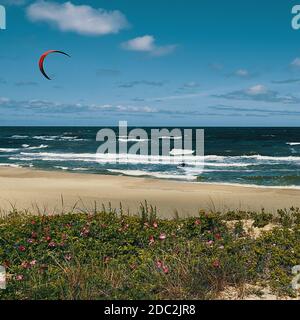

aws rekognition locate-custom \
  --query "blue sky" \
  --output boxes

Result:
[1,0,300,126]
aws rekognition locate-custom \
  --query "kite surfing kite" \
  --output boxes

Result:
[38,50,70,80]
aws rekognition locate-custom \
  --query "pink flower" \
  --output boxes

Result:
[30,260,37,266]
[16,275,24,281]
[153,222,158,228]
[45,236,51,242]
[149,235,155,246]
[213,259,220,268]
[18,245,26,252]
[159,233,166,241]
[31,220,36,225]
[48,241,56,248]
[195,219,201,225]
[155,260,169,274]
[27,238,34,244]
[80,227,90,237]
[206,240,214,246]
[162,265,169,274]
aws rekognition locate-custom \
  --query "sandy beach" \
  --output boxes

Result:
[0,167,300,217]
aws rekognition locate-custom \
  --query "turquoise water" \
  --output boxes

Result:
[1,127,300,187]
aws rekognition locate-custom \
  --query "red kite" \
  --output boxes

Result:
[38,50,70,80]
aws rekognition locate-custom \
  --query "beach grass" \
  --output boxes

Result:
[0,202,300,300]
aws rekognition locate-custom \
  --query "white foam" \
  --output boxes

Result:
[10,135,28,139]
[107,169,197,180]
[287,142,300,146]
[59,136,86,141]
[0,163,21,168]
[170,149,195,155]
[33,135,59,141]
[0,148,19,152]
[17,152,205,165]
[160,136,182,140]
[24,144,48,150]
[119,138,149,142]
[205,154,300,162]
[54,166,69,170]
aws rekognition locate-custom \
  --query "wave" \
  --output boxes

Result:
[0,148,19,152]
[59,136,86,141]
[0,163,22,168]
[117,136,181,141]
[33,135,59,141]
[24,144,48,150]
[9,157,35,161]
[54,166,69,170]
[119,138,149,142]
[287,142,300,146]
[170,149,194,155]
[160,136,182,140]
[13,152,300,166]
[14,152,204,165]
[205,154,300,162]
[107,169,197,180]
[33,135,87,142]
[10,135,28,139]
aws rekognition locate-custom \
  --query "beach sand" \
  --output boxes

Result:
[1,167,300,218]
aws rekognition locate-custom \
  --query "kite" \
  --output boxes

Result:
[38,50,70,80]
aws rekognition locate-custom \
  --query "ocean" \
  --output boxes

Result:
[1,127,300,187]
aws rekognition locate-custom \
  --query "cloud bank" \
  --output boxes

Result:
[214,84,300,104]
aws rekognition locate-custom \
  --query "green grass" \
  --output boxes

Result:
[1,202,300,300]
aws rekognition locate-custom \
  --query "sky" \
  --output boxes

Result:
[1,0,300,126]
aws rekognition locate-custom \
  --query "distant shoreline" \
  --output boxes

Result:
[1,166,300,217]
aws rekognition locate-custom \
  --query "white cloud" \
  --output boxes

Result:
[291,58,300,68]
[0,96,157,114]
[121,35,176,56]
[246,84,268,95]
[235,69,249,77]
[122,35,155,52]
[27,1,128,36]
[215,84,300,104]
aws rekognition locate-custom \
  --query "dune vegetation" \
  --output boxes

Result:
[0,202,300,300]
